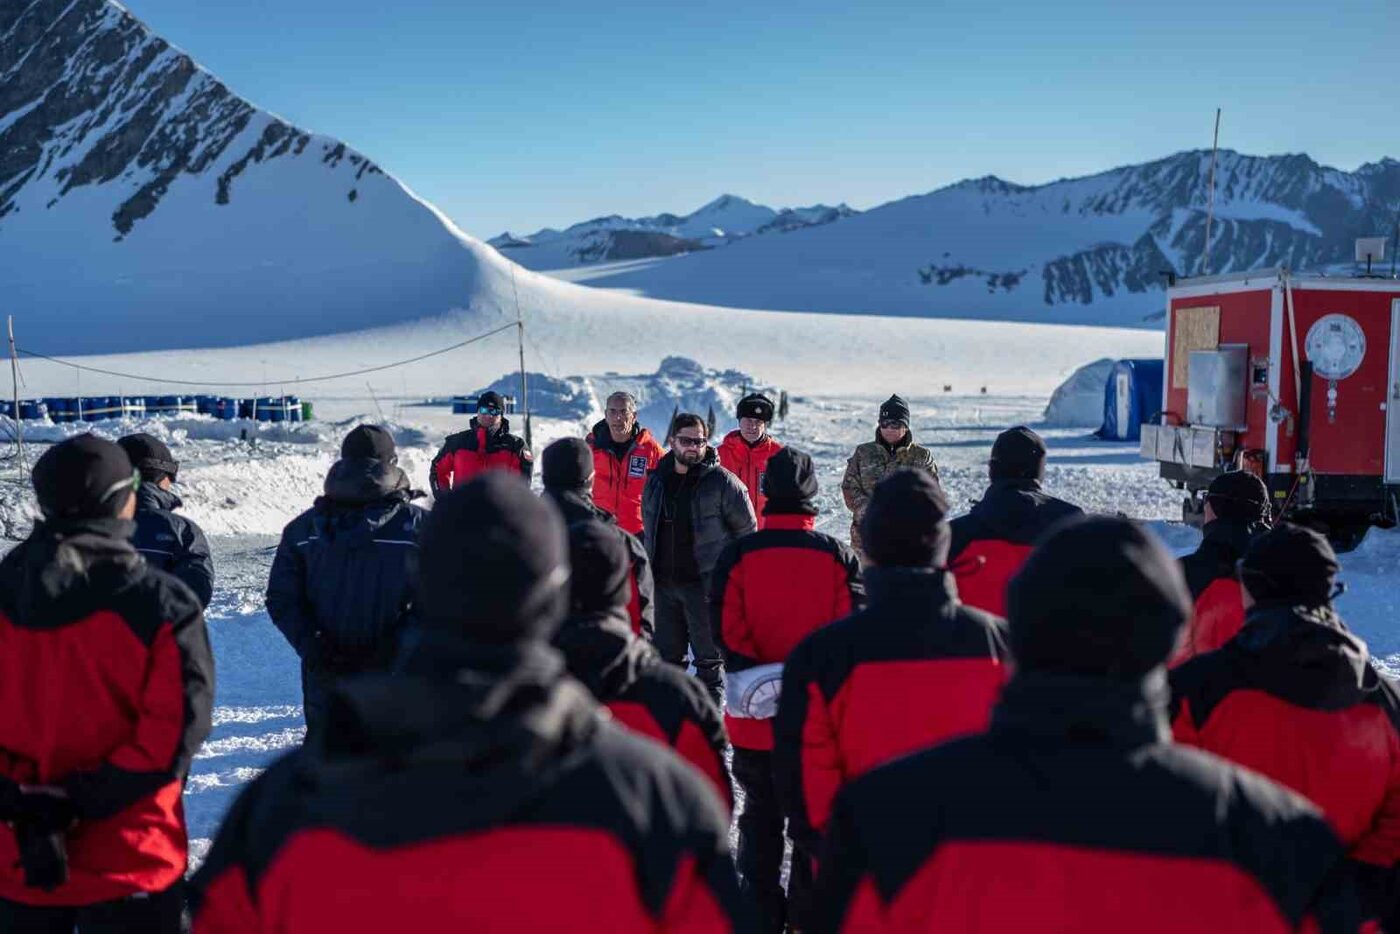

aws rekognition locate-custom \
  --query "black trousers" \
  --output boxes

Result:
[0,884,185,933]
[732,747,814,934]
[653,577,724,700]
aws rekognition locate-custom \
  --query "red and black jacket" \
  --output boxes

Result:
[946,479,1082,616]
[586,421,664,536]
[812,672,1362,933]
[1171,604,1400,924]
[716,430,782,529]
[0,518,214,906]
[710,514,863,750]
[544,488,654,638]
[773,568,1008,855]
[429,417,532,493]
[555,611,730,808]
[1169,518,1262,666]
[189,638,746,932]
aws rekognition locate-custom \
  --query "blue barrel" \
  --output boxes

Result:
[43,398,70,423]
[238,399,255,419]
[213,397,239,420]
[284,396,301,423]
[452,396,471,415]
[0,401,12,419]
[146,395,178,416]
[19,400,47,421]
[195,395,218,415]
[120,397,145,419]
[254,396,277,422]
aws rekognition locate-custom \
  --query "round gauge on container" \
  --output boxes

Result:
[1304,313,1366,380]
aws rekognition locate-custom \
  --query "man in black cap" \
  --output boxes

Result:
[711,446,862,932]
[775,469,1006,889]
[429,390,532,493]
[541,437,654,637]
[191,474,747,931]
[553,518,729,806]
[718,392,783,528]
[947,426,1081,616]
[812,516,1360,932]
[267,424,427,741]
[116,432,214,608]
[0,435,213,931]
[1169,470,1272,664]
[1171,523,1400,927]
[841,394,938,562]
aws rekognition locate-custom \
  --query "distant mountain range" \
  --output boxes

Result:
[488,195,856,269]
[517,151,1400,325]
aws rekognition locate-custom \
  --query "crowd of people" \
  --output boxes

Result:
[0,388,1395,932]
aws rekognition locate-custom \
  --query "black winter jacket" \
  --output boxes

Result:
[188,637,746,931]
[130,484,215,609]
[641,450,756,579]
[545,488,655,637]
[266,458,427,669]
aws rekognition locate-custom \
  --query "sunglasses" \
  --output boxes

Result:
[673,436,707,448]
[879,419,906,430]
[477,406,501,416]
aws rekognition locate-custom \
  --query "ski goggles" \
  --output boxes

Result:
[477,405,501,416]
[100,469,141,504]
[879,419,907,430]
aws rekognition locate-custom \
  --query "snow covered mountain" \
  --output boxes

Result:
[489,195,857,270]
[0,0,524,354]
[558,152,1400,326]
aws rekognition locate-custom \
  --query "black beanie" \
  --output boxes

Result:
[879,394,910,427]
[736,393,775,423]
[763,447,819,516]
[417,473,569,643]
[1238,523,1339,609]
[1205,471,1270,524]
[477,391,505,412]
[542,437,595,492]
[340,425,397,463]
[989,426,1047,481]
[117,432,179,482]
[33,434,137,520]
[861,468,950,568]
[566,519,630,616]
[1007,516,1190,678]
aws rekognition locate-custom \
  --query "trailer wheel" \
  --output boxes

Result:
[1324,522,1370,554]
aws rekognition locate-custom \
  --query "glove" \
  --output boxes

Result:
[0,780,19,821]
[14,786,74,892]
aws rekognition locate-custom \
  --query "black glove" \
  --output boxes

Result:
[13,787,74,892]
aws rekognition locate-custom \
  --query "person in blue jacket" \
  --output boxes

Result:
[266,425,428,741]
[117,433,215,608]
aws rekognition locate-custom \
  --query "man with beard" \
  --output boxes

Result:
[641,412,755,706]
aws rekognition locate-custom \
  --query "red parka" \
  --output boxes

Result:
[710,514,862,751]
[717,430,782,529]
[1169,519,1260,666]
[429,417,531,493]
[946,479,1081,617]
[586,421,664,535]
[1171,604,1400,924]
[0,518,214,907]
[773,568,1008,855]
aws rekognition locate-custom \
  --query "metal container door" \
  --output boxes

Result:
[1388,299,1400,484]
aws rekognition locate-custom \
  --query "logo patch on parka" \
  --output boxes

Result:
[628,454,648,478]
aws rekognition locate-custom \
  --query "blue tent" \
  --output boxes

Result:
[1096,359,1164,442]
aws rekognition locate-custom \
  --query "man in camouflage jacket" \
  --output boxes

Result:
[841,395,939,560]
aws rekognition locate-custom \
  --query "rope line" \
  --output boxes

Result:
[14,322,519,388]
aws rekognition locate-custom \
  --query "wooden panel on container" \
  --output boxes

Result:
[1172,306,1220,388]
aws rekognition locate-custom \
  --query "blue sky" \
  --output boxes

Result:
[125,0,1397,238]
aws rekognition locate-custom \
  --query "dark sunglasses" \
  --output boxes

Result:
[879,419,906,430]
[477,406,501,416]
[673,436,707,448]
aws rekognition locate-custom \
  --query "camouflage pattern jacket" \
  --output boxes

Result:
[841,431,938,556]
